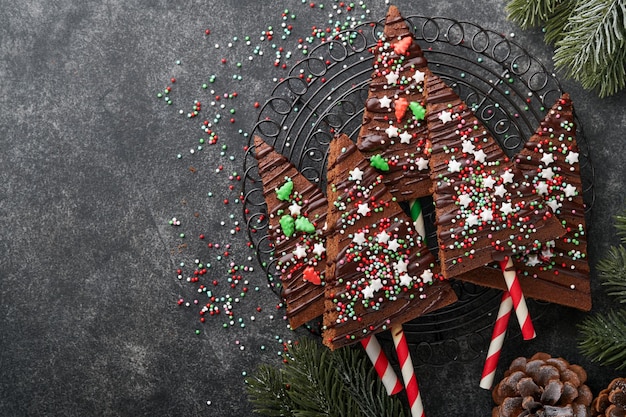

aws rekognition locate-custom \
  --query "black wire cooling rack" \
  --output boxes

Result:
[242,16,594,366]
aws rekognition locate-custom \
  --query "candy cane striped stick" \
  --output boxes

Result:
[361,336,404,395]
[392,324,425,417]
[479,291,513,389]
[500,257,536,340]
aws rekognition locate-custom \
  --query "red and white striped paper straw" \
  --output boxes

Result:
[479,291,513,389]
[500,257,536,340]
[392,324,425,417]
[361,336,403,395]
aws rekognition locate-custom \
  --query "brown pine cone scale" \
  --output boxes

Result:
[591,378,626,417]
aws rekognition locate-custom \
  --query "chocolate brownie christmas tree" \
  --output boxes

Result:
[425,72,566,279]
[254,136,327,329]
[323,133,457,350]
[356,5,433,201]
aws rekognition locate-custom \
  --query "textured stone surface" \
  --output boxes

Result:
[1,1,625,416]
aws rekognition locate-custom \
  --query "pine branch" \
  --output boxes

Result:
[554,0,626,97]
[615,211,626,244]
[597,245,626,304]
[543,0,576,44]
[506,0,562,28]
[578,309,626,370]
[246,365,296,417]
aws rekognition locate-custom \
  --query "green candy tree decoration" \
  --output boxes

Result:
[579,209,626,370]
[506,0,626,97]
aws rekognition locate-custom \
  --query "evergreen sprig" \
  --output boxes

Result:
[578,209,626,369]
[506,0,626,97]
[246,338,408,417]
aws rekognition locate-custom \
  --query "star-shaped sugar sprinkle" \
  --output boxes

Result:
[466,213,479,227]
[480,208,494,222]
[387,239,400,252]
[547,199,562,212]
[313,242,326,257]
[377,230,390,244]
[541,153,554,166]
[362,285,375,299]
[378,95,391,108]
[494,184,507,198]
[500,202,514,216]
[385,72,399,85]
[462,140,475,154]
[458,193,472,207]
[357,203,371,216]
[448,159,462,173]
[293,245,307,259]
[371,278,383,292]
[385,125,399,138]
[535,181,549,195]
[501,169,515,184]
[564,183,578,198]
[438,110,452,124]
[412,69,425,84]
[420,269,433,284]
[526,254,540,267]
[540,167,554,180]
[399,273,413,287]
[394,259,408,274]
[288,202,301,216]
[416,157,429,170]
[352,232,366,245]
[541,248,554,259]
[399,131,412,144]
[483,175,496,189]
[566,151,579,164]
[349,167,364,181]
[473,149,487,163]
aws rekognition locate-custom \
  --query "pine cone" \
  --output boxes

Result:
[492,352,593,417]
[591,378,626,417]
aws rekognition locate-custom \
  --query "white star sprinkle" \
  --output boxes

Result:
[473,149,487,163]
[462,140,475,154]
[458,193,472,207]
[480,208,494,222]
[566,151,579,164]
[501,169,515,184]
[526,254,540,267]
[371,278,383,292]
[385,72,399,85]
[399,131,412,144]
[394,259,408,274]
[547,199,562,212]
[416,157,429,170]
[378,95,392,108]
[448,159,462,173]
[352,232,366,245]
[399,273,413,287]
[385,125,399,138]
[541,153,554,166]
[349,167,364,181]
[564,183,578,197]
[362,285,375,299]
[288,202,301,216]
[541,248,554,259]
[357,203,371,216]
[313,242,326,257]
[438,110,452,124]
[466,214,479,227]
[535,181,549,195]
[540,167,554,180]
[494,184,507,198]
[421,269,433,284]
[483,175,496,189]
[293,245,307,259]
[377,231,390,244]
[500,202,514,216]
[387,239,400,252]
[412,70,425,84]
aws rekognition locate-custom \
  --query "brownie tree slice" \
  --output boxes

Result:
[356,5,432,201]
[425,72,566,279]
[323,133,457,350]
[254,136,326,329]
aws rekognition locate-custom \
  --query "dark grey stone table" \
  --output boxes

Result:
[1,1,625,416]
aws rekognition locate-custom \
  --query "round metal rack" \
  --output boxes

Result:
[242,16,594,365]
